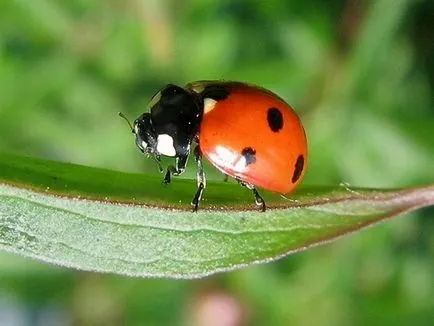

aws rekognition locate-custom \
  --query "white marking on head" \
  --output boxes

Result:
[141,141,148,149]
[156,134,176,157]
[134,124,139,134]
[203,98,217,115]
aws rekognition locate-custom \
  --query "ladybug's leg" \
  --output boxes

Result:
[191,145,206,211]
[238,180,266,212]
[163,168,173,184]
[251,187,266,212]
[222,174,229,182]
[153,154,163,173]
[163,155,188,185]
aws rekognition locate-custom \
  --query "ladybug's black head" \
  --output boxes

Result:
[133,112,158,155]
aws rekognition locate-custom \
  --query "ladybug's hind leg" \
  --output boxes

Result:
[238,180,266,212]
[191,145,206,212]
[252,187,266,212]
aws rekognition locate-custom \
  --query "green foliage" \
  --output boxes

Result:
[0,0,433,325]
[2,154,433,279]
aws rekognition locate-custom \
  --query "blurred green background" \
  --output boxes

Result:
[1,0,434,325]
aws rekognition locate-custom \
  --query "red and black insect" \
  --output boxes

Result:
[120,81,307,211]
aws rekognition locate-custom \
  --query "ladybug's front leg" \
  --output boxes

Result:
[163,155,188,185]
[191,145,206,212]
[153,154,163,173]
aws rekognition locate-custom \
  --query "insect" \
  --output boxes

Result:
[120,81,307,211]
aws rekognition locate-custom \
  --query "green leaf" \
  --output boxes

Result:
[0,152,433,279]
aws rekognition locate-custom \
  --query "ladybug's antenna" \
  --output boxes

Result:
[118,112,134,133]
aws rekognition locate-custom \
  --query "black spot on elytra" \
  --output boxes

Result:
[241,147,256,166]
[291,155,304,183]
[201,85,230,101]
[267,107,283,132]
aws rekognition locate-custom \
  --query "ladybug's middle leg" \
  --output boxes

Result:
[191,145,206,211]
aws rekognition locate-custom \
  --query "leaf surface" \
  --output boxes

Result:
[1,153,433,278]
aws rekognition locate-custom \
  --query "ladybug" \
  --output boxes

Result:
[120,81,307,211]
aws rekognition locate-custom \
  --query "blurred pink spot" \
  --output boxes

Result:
[193,290,245,326]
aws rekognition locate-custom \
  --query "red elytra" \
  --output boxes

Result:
[190,81,307,194]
